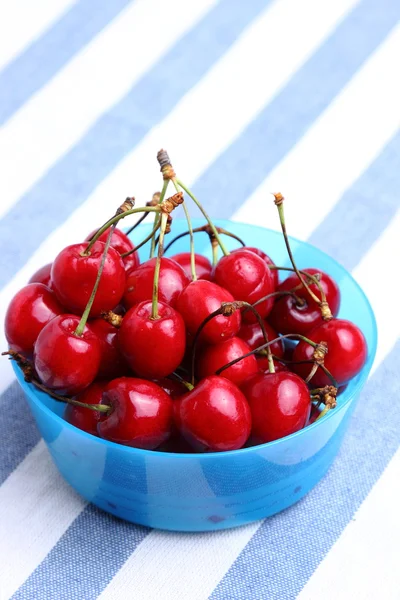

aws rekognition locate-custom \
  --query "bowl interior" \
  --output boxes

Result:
[14,218,377,454]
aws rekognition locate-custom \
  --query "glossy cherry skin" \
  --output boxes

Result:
[234,247,279,289]
[85,227,139,273]
[197,337,258,386]
[28,263,53,287]
[238,320,284,358]
[123,257,189,310]
[34,315,101,395]
[175,279,241,345]
[89,319,128,379]
[171,252,213,281]
[51,242,126,317]
[5,283,64,355]
[242,371,311,443]
[213,249,276,322]
[98,377,173,449]
[174,376,251,452]
[269,268,340,336]
[292,318,367,386]
[118,300,186,379]
[64,381,107,436]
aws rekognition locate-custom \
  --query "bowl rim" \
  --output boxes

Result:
[14,220,378,460]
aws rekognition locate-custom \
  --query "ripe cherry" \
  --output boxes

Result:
[234,247,279,288]
[5,283,64,355]
[197,337,258,386]
[242,371,310,443]
[292,319,367,386]
[85,227,139,273]
[174,375,251,452]
[171,252,212,281]
[152,377,187,399]
[175,280,241,345]
[256,356,289,374]
[98,377,173,449]
[118,300,186,379]
[123,257,189,310]
[89,318,128,379]
[51,242,126,317]
[269,268,340,335]
[28,263,52,287]
[34,315,101,395]
[64,381,107,436]
[213,249,275,322]
[238,320,284,358]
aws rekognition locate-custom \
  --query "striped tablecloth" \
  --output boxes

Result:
[1,1,399,598]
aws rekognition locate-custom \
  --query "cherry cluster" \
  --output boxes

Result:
[4,151,367,454]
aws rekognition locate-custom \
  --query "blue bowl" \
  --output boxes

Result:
[13,219,377,532]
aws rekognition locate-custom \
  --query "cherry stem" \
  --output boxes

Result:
[121,221,161,258]
[85,206,159,254]
[169,372,194,391]
[215,333,322,376]
[270,266,327,305]
[74,226,114,337]
[315,405,330,421]
[171,178,197,281]
[251,289,305,309]
[3,351,111,413]
[150,179,169,259]
[273,355,338,388]
[175,178,229,256]
[151,211,168,320]
[124,210,151,236]
[273,194,332,320]
[163,227,245,254]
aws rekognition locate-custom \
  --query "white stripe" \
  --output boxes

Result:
[351,211,400,375]
[0,0,359,394]
[0,441,86,600]
[233,23,400,239]
[0,0,218,222]
[297,446,400,600]
[0,0,77,72]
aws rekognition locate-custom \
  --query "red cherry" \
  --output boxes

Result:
[85,228,139,273]
[28,263,53,287]
[292,319,367,386]
[64,381,107,436]
[175,279,241,345]
[174,375,251,452]
[5,283,64,355]
[171,252,212,281]
[118,300,186,378]
[256,357,289,374]
[123,257,189,310]
[197,337,258,386]
[34,315,101,395]
[234,247,279,288]
[269,268,340,335]
[213,249,275,322]
[238,320,284,358]
[51,242,126,317]
[242,371,310,443]
[98,377,173,449]
[89,319,128,379]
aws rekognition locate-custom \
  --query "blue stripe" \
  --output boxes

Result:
[0,0,134,126]
[192,0,400,220]
[12,505,149,600]
[211,343,400,600]
[0,0,270,290]
[309,129,400,271]
[0,382,40,485]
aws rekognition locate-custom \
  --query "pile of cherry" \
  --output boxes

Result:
[4,151,368,453]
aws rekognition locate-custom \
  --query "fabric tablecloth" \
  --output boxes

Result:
[1,0,399,598]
